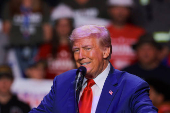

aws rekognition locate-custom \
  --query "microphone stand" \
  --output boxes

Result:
[75,72,84,113]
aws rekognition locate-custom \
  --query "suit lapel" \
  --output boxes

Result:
[95,65,119,113]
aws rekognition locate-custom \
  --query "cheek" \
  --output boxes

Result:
[88,51,99,61]
[91,51,103,62]
[88,51,94,57]
[73,52,80,60]
[137,50,145,58]
[65,26,71,32]
[73,54,77,60]
[76,63,80,68]
[122,10,130,16]
[151,51,157,57]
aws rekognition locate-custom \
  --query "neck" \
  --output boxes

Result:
[86,60,109,79]
[0,92,12,104]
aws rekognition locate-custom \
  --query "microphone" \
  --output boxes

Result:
[75,66,86,113]
[75,66,87,91]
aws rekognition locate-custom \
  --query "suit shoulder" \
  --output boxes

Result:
[54,69,77,84]
[51,69,77,95]
[57,69,77,77]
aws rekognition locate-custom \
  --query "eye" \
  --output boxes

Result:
[86,48,91,51]
[73,49,79,53]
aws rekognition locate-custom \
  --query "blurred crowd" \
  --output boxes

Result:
[0,0,170,112]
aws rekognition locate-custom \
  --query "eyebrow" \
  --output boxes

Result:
[72,45,93,50]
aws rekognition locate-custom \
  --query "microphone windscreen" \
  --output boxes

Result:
[76,66,87,76]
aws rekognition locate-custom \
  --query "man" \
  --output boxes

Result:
[29,25,157,113]
[61,0,110,27]
[62,0,108,19]
[132,0,170,68]
[25,60,47,79]
[132,0,170,34]
[106,0,145,70]
[146,78,170,108]
[0,32,9,64]
[122,34,170,86]
[0,65,31,113]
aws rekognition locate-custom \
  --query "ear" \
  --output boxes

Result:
[103,47,111,59]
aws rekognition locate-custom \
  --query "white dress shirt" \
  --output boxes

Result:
[79,63,110,113]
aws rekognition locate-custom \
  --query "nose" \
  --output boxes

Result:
[78,49,86,60]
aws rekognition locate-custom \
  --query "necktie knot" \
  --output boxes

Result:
[87,79,95,88]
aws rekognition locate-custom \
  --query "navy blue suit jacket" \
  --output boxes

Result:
[29,65,157,113]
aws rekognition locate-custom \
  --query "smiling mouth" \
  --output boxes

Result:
[80,62,90,66]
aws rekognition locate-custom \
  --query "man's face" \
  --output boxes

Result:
[0,77,13,95]
[72,37,109,79]
[56,18,72,37]
[109,6,130,24]
[137,43,158,65]
[26,64,46,79]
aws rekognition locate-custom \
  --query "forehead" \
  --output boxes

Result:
[137,43,157,49]
[72,37,99,48]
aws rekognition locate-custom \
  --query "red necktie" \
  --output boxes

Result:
[79,79,95,113]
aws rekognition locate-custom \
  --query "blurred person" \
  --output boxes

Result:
[155,36,170,68]
[152,32,170,68]
[158,103,170,113]
[159,44,170,64]
[146,78,170,109]
[132,0,170,65]
[106,0,145,70]
[0,32,9,65]
[1,0,52,77]
[61,0,111,27]
[132,0,170,34]
[62,0,108,19]
[0,0,9,19]
[0,65,31,113]
[122,34,170,85]
[2,0,52,43]
[29,25,157,113]
[159,45,170,68]
[35,4,76,79]
[25,60,47,79]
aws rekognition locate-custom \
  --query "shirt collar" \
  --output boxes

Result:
[82,63,110,90]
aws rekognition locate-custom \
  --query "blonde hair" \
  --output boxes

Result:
[69,25,112,60]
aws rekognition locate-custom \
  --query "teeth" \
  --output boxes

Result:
[81,62,90,65]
